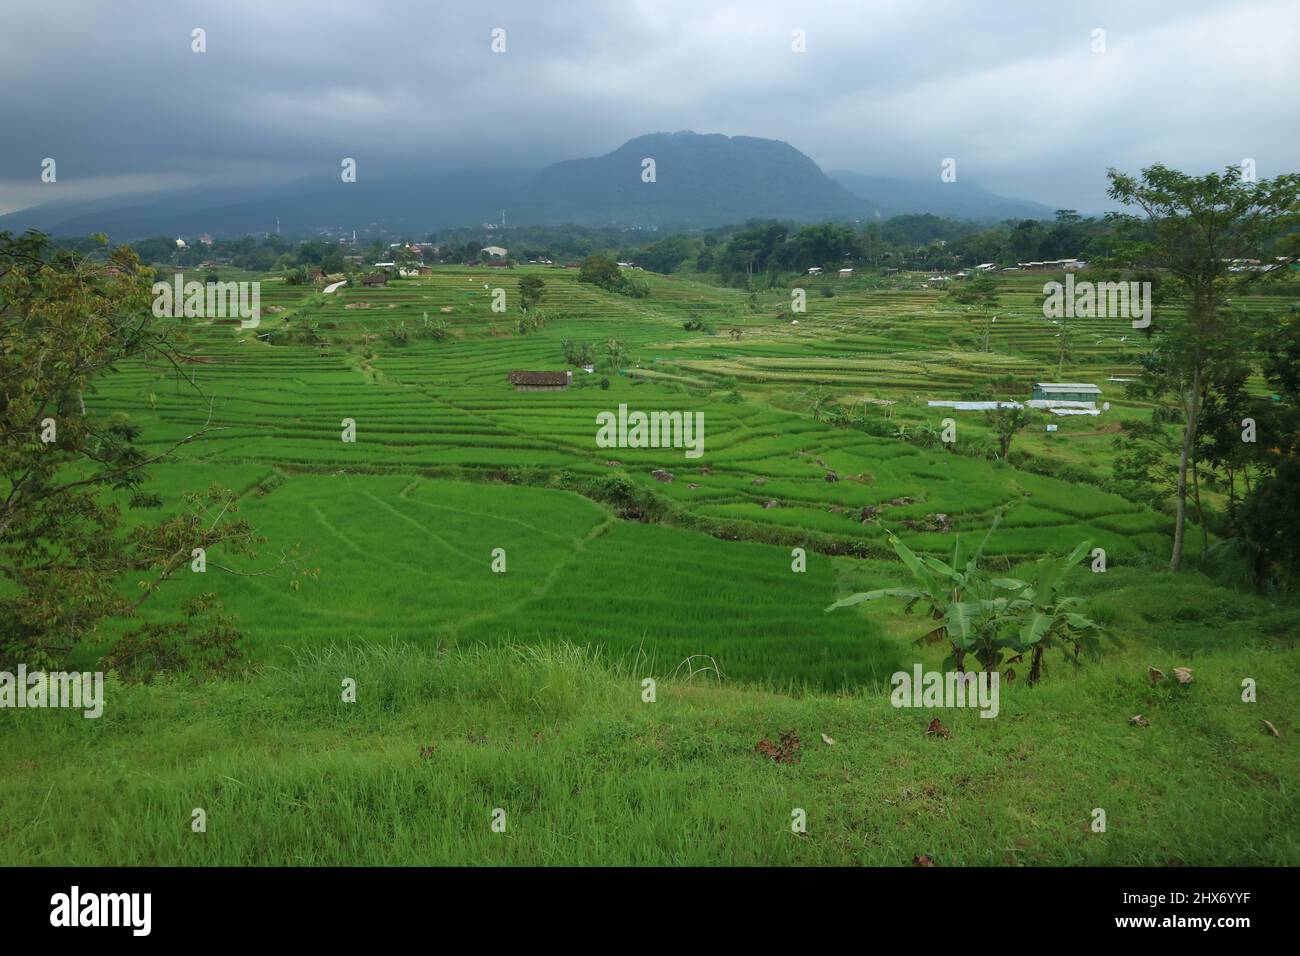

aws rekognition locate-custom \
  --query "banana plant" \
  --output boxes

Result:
[1001,539,1111,684]
[826,514,1017,672]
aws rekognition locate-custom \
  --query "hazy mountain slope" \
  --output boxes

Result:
[830,170,1055,221]
[1,134,1059,239]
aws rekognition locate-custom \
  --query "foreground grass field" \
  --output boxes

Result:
[2,630,1295,866]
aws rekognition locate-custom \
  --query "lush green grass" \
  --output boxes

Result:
[2,626,1295,866]
[93,475,897,689]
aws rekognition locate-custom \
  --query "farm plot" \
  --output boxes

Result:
[94,473,893,689]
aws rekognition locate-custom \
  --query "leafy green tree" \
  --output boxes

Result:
[984,405,1031,458]
[0,231,260,671]
[637,235,696,274]
[1238,457,1300,590]
[578,254,622,290]
[946,269,1000,307]
[518,274,545,310]
[1106,163,1300,570]
[1234,305,1300,587]
[394,246,421,272]
[1008,219,1046,261]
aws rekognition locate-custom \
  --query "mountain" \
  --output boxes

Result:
[0,134,875,240]
[0,133,1053,240]
[512,132,874,227]
[829,170,1055,222]
[2,169,534,241]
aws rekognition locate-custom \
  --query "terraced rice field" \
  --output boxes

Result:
[88,264,1297,683]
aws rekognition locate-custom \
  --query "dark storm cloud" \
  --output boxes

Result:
[2,0,1298,214]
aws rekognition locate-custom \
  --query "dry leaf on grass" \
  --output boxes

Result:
[925,718,951,739]
[820,732,836,746]
[1147,666,1165,685]
[755,730,802,764]
[1262,719,1281,738]
[913,854,935,867]
[1129,715,1150,727]
[1173,666,1194,685]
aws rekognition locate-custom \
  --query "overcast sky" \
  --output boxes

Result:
[2,0,1298,215]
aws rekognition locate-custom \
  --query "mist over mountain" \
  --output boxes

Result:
[829,171,1058,221]
[0,133,1058,241]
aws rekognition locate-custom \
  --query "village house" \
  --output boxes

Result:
[1017,258,1087,272]
[1030,382,1101,405]
[361,273,388,288]
[507,370,572,392]
[481,245,508,258]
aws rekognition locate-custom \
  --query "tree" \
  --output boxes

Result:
[985,405,1031,458]
[1238,457,1300,590]
[394,246,421,272]
[603,338,628,372]
[637,235,696,274]
[1106,163,1300,571]
[518,274,545,310]
[1053,313,1074,379]
[0,231,262,672]
[946,269,1000,308]
[1008,219,1046,262]
[577,254,622,290]
[1234,304,1300,588]
[1040,209,1087,260]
